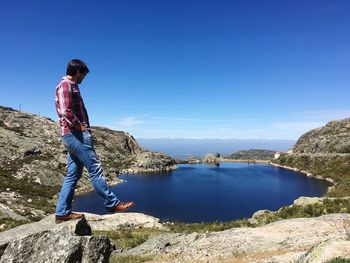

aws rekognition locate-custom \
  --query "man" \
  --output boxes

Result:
[54,59,134,223]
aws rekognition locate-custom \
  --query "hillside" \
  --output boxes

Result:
[273,117,350,197]
[0,105,176,229]
[225,149,276,160]
[292,118,350,153]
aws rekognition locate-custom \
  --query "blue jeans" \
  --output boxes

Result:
[55,130,119,216]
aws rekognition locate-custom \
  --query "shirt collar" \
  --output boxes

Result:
[62,76,77,85]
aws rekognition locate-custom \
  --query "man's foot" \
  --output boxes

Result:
[107,201,135,213]
[55,212,85,224]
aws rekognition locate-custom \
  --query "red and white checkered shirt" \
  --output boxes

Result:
[55,76,91,136]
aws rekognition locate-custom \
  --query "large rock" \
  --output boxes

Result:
[292,117,350,154]
[248,209,273,225]
[293,196,323,207]
[55,212,165,231]
[125,151,177,173]
[202,153,220,163]
[0,216,111,263]
[0,212,165,262]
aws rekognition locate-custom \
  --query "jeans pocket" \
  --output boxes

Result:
[61,133,75,150]
[83,131,93,146]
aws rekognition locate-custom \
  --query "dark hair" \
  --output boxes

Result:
[66,59,90,76]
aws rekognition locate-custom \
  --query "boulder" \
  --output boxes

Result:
[248,209,273,225]
[293,196,323,207]
[82,212,165,231]
[202,153,219,163]
[129,151,177,173]
[0,216,111,263]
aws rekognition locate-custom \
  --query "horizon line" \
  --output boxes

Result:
[136,137,297,141]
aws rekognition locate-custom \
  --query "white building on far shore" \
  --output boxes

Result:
[274,151,281,159]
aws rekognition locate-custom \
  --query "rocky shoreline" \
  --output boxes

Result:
[270,162,336,194]
[270,162,335,184]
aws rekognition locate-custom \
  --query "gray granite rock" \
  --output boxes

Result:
[0,216,111,263]
[293,196,323,207]
[115,213,350,263]
[292,117,350,154]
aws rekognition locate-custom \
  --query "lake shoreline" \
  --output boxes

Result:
[220,158,270,164]
[270,162,335,195]
[73,161,331,223]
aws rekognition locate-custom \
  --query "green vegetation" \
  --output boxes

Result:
[94,228,166,249]
[251,198,350,227]
[226,149,275,160]
[102,159,133,171]
[0,154,59,215]
[166,218,250,233]
[109,255,154,263]
[325,258,350,263]
[0,217,28,232]
[275,154,350,197]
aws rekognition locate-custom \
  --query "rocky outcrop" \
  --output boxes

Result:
[0,212,164,263]
[202,153,220,163]
[114,213,350,263]
[273,117,350,197]
[122,152,177,173]
[79,212,164,231]
[0,216,111,263]
[291,118,350,154]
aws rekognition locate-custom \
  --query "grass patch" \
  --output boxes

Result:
[0,172,58,212]
[94,228,166,249]
[102,160,133,171]
[109,255,154,263]
[325,258,350,263]
[0,217,28,232]
[167,218,251,233]
[251,198,350,226]
[0,154,60,214]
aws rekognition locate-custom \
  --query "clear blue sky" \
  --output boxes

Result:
[1,0,349,139]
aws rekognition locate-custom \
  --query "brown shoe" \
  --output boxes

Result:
[107,201,135,213]
[55,212,85,224]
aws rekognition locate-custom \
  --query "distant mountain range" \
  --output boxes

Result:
[137,138,295,159]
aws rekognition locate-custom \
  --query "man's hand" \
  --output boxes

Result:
[76,124,86,131]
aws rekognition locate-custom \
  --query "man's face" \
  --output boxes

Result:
[76,71,87,84]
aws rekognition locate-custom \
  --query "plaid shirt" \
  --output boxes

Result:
[55,76,91,136]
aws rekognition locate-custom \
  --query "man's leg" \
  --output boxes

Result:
[62,131,120,210]
[56,152,84,216]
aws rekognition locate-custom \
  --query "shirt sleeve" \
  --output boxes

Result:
[57,82,81,128]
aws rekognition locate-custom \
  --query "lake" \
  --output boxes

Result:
[72,162,331,223]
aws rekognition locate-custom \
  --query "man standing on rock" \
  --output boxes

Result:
[54,59,134,223]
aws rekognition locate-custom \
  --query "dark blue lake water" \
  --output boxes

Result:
[73,162,331,223]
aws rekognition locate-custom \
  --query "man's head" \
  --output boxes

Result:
[66,59,89,84]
